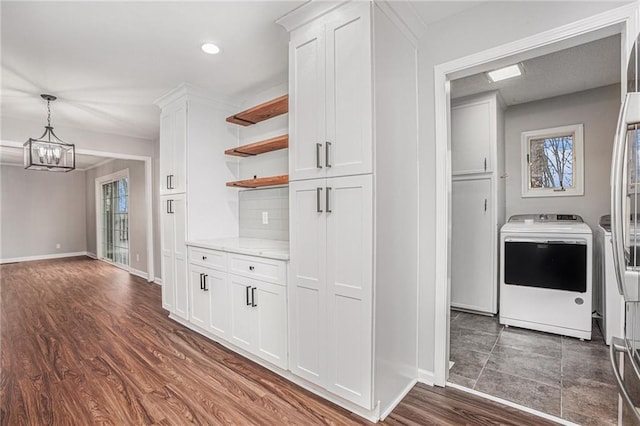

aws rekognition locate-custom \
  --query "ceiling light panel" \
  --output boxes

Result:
[487,64,523,82]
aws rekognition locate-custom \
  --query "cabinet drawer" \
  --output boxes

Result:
[228,254,286,285]
[189,247,227,271]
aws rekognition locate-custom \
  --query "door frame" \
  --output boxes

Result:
[432,3,638,386]
[96,168,131,270]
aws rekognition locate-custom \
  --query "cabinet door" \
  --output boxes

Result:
[172,195,189,321]
[229,275,256,353]
[160,196,175,311]
[325,2,372,178]
[451,98,493,175]
[171,102,187,193]
[451,178,496,313]
[289,23,326,181]
[206,269,230,338]
[325,174,373,408]
[289,179,327,386]
[254,281,287,370]
[159,112,173,195]
[159,102,187,195]
[189,265,209,329]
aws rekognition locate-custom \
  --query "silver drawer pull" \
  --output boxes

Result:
[249,266,255,271]
[202,256,207,260]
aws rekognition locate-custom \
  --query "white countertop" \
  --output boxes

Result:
[186,238,290,261]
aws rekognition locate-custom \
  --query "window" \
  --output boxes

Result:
[521,124,584,197]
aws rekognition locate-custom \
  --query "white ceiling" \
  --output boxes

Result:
[451,34,621,106]
[0,145,110,170]
[0,1,480,143]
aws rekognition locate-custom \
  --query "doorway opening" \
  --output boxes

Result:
[96,169,130,269]
[433,6,636,424]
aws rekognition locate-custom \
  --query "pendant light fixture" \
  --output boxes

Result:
[23,94,75,172]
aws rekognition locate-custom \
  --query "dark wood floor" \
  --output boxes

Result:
[1,257,556,425]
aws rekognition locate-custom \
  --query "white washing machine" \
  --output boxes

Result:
[500,214,592,339]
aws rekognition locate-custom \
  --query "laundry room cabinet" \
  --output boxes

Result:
[451,177,495,312]
[451,96,495,175]
[288,1,372,181]
[450,92,505,315]
[160,193,188,320]
[279,0,422,418]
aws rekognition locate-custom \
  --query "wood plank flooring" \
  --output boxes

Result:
[1,257,557,425]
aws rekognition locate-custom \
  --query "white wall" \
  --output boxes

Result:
[0,166,87,261]
[85,159,149,273]
[417,1,631,374]
[505,84,620,229]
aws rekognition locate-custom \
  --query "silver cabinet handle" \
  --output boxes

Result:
[326,187,332,213]
[316,143,323,169]
[316,187,323,213]
[166,175,171,190]
[326,142,332,168]
[483,157,487,171]
[484,198,487,212]
[167,199,174,214]
[610,337,640,423]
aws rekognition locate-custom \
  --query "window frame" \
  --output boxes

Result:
[520,123,584,198]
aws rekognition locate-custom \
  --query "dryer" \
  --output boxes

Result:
[500,214,592,339]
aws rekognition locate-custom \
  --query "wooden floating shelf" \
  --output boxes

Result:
[225,135,288,157]
[226,175,289,189]
[226,95,288,126]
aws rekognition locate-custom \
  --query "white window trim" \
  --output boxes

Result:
[520,123,584,198]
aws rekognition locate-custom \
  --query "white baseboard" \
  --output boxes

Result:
[417,369,435,386]
[0,251,90,264]
[153,277,162,285]
[379,378,418,421]
[129,268,149,280]
[86,252,97,259]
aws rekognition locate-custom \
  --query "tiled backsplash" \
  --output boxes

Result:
[239,187,289,241]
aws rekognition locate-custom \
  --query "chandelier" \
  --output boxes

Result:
[23,94,75,172]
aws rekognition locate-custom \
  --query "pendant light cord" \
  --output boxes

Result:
[47,99,52,128]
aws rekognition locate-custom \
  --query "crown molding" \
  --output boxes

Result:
[153,83,239,111]
[276,0,347,32]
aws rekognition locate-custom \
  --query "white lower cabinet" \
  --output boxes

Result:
[189,265,229,338]
[229,274,288,369]
[186,246,288,370]
[289,174,373,409]
[451,177,497,314]
[161,194,188,321]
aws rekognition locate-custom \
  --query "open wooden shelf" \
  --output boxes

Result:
[226,95,288,126]
[226,175,289,188]
[225,135,288,157]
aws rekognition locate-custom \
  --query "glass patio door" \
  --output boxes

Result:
[101,178,129,267]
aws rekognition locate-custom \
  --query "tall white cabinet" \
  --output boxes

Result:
[450,92,505,314]
[279,0,421,419]
[155,85,238,321]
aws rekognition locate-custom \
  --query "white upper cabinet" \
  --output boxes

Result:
[451,96,495,175]
[159,101,187,194]
[289,1,372,181]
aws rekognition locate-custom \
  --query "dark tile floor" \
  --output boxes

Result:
[448,311,617,425]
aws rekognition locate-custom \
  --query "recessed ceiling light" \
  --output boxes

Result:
[201,43,220,55]
[486,64,523,82]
